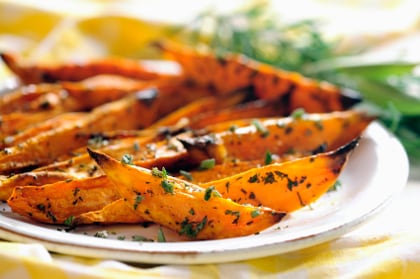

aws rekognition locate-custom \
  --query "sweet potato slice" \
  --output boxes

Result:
[0,90,161,173]
[202,138,359,212]
[74,198,145,225]
[0,52,180,84]
[0,83,213,173]
[1,113,84,147]
[0,76,153,114]
[0,171,77,201]
[0,111,67,138]
[180,110,374,165]
[8,176,120,224]
[88,148,285,240]
[155,41,361,112]
[0,83,63,114]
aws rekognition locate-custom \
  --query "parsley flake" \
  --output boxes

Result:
[133,195,144,210]
[264,150,272,165]
[291,108,306,119]
[180,170,193,181]
[157,227,166,242]
[121,154,134,165]
[161,179,174,194]
[63,216,74,227]
[204,186,221,201]
[252,119,269,137]
[199,158,215,170]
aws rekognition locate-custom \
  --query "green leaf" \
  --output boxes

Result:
[346,76,420,115]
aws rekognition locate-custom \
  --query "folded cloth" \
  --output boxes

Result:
[0,230,419,279]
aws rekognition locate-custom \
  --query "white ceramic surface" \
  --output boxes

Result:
[0,122,409,264]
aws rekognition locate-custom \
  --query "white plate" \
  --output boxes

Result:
[0,122,409,264]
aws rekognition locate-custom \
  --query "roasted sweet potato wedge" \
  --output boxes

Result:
[0,111,67,138]
[155,41,361,112]
[0,52,180,84]
[1,113,84,147]
[8,176,120,224]
[74,199,145,225]
[180,110,374,165]
[202,138,359,212]
[0,171,77,201]
[0,83,63,114]
[88,148,285,240]
[0,90,161,173]
[0,76,152,114]
[0,83,214,173]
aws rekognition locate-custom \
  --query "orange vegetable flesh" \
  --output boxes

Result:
[202,138,359,212]
[181,110,373,164]
[8,176,120,224]
[88,148,285,240]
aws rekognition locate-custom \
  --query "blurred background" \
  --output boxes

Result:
[0,0,419,166]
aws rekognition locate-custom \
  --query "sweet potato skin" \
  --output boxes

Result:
[0,52,179,84]
[155,41,360,112]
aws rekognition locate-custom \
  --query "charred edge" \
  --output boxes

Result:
[339,88,362,109]
[273,211,287,222]
[87,148,110,166]
[135,88,159,107]
[178,135,217,149]
[229,85,255,102]
[0,53,15,67]
[41,72,59,83]
[332,137,360,157]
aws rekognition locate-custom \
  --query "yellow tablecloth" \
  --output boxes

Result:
[1,1,420,278]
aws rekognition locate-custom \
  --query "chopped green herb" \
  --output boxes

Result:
[328,180,342,192]
[117,235,126,240]
[225,209,240,224]
[180,170,193,181]
[179,216,207,238]
[157,227,166,242]
[189,208,195,215]
[151,167,168,179]
[229,125,238,133]
[264,150,272,165]
[204,185,221,201]
[63,216,74,227]
[88,135,108,148]
[291,108,305,119]
[251,210,261,218]
[161,180,174,194]
[199,158,215,170]
[133,142,140,152]
[263,172,276,184]
[252,119,269,137]
[248,174,259,183]
[121,154,134,165]
[133,195,144,210]
[132,235,153,242]
[94,230,108,238]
